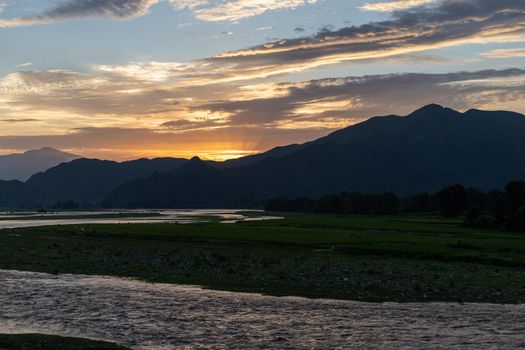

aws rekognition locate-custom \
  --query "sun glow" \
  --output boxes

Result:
[64,145,261,162]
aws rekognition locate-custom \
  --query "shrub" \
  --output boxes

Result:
[475,215,497,229]
[508,206,525,231]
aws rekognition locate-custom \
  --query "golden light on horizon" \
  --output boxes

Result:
[51,148,259,162]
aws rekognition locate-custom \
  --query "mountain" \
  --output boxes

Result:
[2,104,525,209]
[105,105,525,208]
[0,147,79,181]
[0,180,39,208]
[0,157,187,208]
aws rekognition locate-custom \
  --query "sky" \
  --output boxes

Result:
[0,0,524,161]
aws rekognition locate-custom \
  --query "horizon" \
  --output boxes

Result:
[1,0,524,160]
[0,102,520,162]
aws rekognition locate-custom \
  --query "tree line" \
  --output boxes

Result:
[265,181,525,230]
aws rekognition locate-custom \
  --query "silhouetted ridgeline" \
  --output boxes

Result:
[266,181,525,230]
[2,105,525,209]
[0,147,79,181]
[104,105,525,208]
[0,158,187,208]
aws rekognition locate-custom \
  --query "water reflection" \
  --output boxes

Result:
[0,270,523,350]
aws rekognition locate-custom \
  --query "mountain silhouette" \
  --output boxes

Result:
[2,105,525,209]
[0,157,187,208]
[0,147,79,181]
[105,105,525,208]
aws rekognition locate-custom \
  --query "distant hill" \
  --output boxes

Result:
[0,157,187,208]
[105,105,525,207]
[0,147,79,181]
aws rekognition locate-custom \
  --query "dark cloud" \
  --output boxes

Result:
[1,0,157,26]
[209,0,525,76]
[0,118,40,123]
[394,0,525,23]
[42,0,156,19]
[203,69,525,126]
[160,119,223,129]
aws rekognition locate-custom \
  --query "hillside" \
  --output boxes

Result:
[105,105,525,207]
[0,147,79,181]
[0,157,187,208]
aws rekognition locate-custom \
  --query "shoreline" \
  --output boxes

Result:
[2,267,525,306]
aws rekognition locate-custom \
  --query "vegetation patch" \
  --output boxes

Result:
[0,214,524,303]
[0,334,129,350]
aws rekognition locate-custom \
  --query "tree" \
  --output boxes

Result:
[504,181,525,214]
[437,184,467,217]
[465,205,480,225]
[509,206,525,231]
[412,193,430,212]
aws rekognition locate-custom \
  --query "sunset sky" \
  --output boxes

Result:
[0,0,524,160]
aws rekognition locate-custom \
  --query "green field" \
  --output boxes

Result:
[0,214,524,303]
[0,334,129,350]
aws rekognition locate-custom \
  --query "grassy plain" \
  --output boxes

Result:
[0,214,523,303]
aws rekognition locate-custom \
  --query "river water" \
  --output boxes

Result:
[0,270,523,349]
[0,209,281,229]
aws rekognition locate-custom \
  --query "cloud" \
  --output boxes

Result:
[482,48,525,58]
[0,118,40,123]
[359,0,437,12]
[202,68,525,126]
[0,0,159,27]
[95,61,190,82]
[186,0,317,22]
[2,0,525,160]
[15,62,32,68]
[0,126,324,161]
[45,1,503,86]
[0,68,524,160]
[0,0,316,27]
[198,0,525,83]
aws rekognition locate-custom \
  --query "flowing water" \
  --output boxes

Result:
[0,209,281,229]
[0,270,523,349]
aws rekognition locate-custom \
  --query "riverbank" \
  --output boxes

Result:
[0,214,523,303]
[0,334,129,349]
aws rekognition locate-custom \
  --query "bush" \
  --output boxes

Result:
[437,184,467,217]
[465,206,480,225]
[508,206,525,231]
[474,215,497,229]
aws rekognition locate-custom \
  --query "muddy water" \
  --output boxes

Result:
[0,270,523,349]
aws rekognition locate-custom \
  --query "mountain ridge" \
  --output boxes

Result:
[104,104,525,208]
[0,147,80,181]
[0,156,188,208]
[2,104,525,209]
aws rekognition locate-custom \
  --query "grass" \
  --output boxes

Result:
[0,214,524,303]
[0,334,129,350]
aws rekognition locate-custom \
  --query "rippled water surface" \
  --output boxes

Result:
[0,209,281,229]
[0,270,523,349]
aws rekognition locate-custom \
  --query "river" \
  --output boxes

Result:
[0,270,523,349]
[0,209,281,229]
